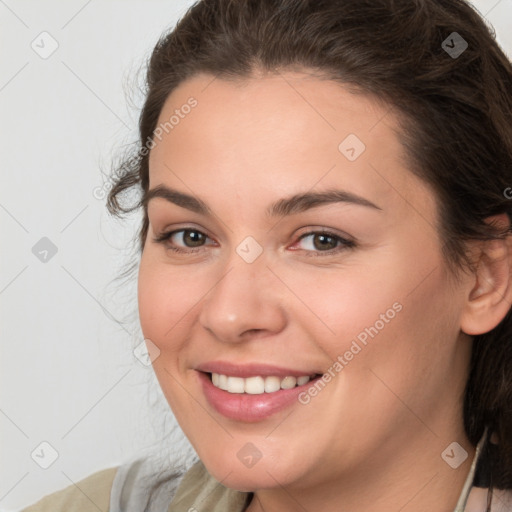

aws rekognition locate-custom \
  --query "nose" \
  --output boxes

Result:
[198,254,287,343]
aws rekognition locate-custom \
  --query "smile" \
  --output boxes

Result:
[210,373,318,394]
[197,368,324,422]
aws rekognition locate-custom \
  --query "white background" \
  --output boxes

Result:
[1,1,511,510]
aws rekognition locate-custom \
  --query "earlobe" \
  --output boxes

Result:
[460,214,512,336]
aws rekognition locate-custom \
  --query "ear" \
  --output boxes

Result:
[460,213,512,336]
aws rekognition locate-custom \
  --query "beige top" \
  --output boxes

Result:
[21,432,512,512]
[21,467,117,512]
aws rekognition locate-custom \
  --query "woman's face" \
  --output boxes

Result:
[138,71,474,492]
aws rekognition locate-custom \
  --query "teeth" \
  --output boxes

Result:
[218,374,228,391]
[297,375,310,386]
[280,376,297,389]
[211,373,313,394]
[264,376,281,393]
[226,376,245,393]
[245,376,265,394]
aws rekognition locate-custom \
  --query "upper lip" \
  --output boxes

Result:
[196,361,321,378]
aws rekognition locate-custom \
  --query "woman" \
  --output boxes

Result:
[23,0,512,511]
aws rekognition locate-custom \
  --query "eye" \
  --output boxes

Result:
[152,227,355,256]
[293,230,356,255]
[153,228,214,253]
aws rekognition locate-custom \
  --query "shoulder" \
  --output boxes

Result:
[466,486,512,512]
[492,487,512,512]
[21,467,118,512]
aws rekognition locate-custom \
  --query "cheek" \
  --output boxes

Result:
[285,251,455,384]
[339,263,462,413]
[138,262,167,340]
[137,259,198,410]
[280,262,406,353]
[137,255,201,345]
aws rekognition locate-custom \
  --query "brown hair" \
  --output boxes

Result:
[107,0,512,502]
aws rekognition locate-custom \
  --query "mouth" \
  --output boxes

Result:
[197,370,324,422]
[207,372,322,394]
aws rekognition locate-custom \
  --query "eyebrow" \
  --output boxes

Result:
[143,184,382,217]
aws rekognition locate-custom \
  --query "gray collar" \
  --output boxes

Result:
[109,451,195,512]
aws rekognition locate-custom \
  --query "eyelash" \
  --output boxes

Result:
[152,228,356,257]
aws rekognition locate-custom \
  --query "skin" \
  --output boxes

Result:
[138,70,512,512]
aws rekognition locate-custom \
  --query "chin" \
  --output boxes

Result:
[213,469,286,492]
[202,455,300,492]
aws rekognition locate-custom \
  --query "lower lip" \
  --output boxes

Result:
[197,371,321,422]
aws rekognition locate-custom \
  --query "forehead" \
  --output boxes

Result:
[148,71,436,224]
[151,71,399,157]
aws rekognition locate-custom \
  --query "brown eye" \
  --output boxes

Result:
[181,230,206,247]
[294,231,356,255]
[312,233,338,251]
[153,228,212,252]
